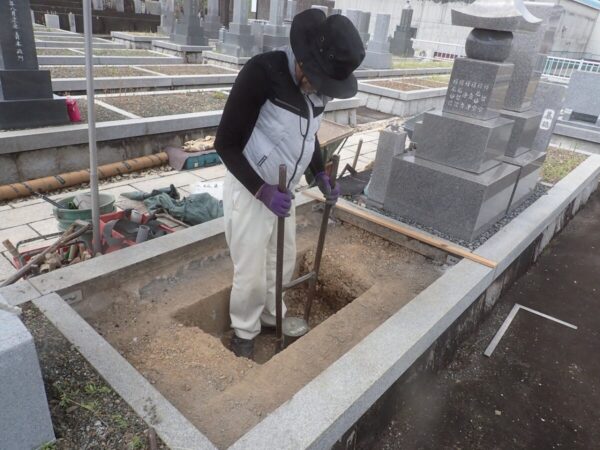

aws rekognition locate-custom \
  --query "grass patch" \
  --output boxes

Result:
[541,147,588,184]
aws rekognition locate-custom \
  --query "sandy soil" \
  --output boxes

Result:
[85,220,443,447]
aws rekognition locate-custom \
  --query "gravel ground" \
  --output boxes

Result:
[368,78,447,91]
[360,184,550,250]
[45,66,149,79]
[37,48,81,56]
[21,304,167,449]
[100,91,228,117]
[76,99,129,123]
[142,64,237,75]
[541,146,588,184]
[92,49,168,57]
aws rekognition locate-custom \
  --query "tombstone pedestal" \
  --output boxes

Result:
[170,0,207,46]
[499,108,543,157]
[390,4,416,57]
[1,0,68,130]
[263,0,289,51]
[361,14,392,69]
[500,150,545,212]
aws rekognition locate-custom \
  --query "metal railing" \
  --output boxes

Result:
[542,56,600,81]
[410,38,465,61]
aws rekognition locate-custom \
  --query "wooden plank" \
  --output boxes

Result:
[302,190,498,269]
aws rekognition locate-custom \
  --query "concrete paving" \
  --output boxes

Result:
[0,129,380,283]
[361,192,600,450]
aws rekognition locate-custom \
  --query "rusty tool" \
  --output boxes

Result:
[303,154,340,323]
[275,164,287,347]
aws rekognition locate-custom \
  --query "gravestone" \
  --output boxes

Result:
[390,1,416,57]
[497,2,564,211]
[203,0,221,39]
[263,0,289,51]
[366,129,407,207]
[68,11,77,32]
[44,13,60,29]
[380,0,542,242]
[285,0,297,21]
[159,0,175,35]
[0,310,55,450]
[171,0,207,45]
[146,1,162,15]
[564,71,600,126]
[92,0,104,10]
[1,0,69,129]
[217,0,256,57]
[531,80,565,153]
[346,10,370,45]
[115,0,125,13]
[361,14,392,69]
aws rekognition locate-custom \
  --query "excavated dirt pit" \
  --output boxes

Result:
[76,210,444,448]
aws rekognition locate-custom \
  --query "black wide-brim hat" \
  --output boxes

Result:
[290,9,365,99]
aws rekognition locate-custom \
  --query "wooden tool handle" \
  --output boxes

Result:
[278,164,287,193]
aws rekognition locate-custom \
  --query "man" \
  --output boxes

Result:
[214,9,365,358]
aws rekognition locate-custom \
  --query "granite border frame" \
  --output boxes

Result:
[2,158,597,449]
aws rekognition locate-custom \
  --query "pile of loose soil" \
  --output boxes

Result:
[45,65,149,79]
[100,91,228,117]
[21,304,167,449]
[143,64,237,76]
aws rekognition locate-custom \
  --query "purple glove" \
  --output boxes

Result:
[315,172,340,206]
[256,183,292,217]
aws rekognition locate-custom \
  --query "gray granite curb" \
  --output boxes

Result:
[358,81,447,100]
[354,67,452,78]
[52,74,238,91]
[38,55,184,65]
[33,293,217,450]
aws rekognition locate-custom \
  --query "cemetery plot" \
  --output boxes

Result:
[43,65,152,78]
[36,48,82,55]
[141,64,237,75]
[541,146,588,184]
[367,76,449,91]
[98,91,229,117]
[392,57,454,69]
[80,216,441,448]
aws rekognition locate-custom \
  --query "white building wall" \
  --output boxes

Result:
[336,0,599,60]
[583,11,600,58]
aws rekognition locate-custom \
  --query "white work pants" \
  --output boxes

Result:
[223,172,296,340]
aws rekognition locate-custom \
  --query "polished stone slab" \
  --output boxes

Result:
[0,69,53,101]
[366,129,407,207]
[417,110,513,174]
[531,80,566,153]
[564,70,600,120]
[383,153,520,241]
[0,97,70,130]
[502,150,545,212]
[444,58,513,120]
[499,108,542,157]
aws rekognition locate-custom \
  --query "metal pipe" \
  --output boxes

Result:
[83,0,101,254]
[283,272,314,291]
[275,164,287,347]
[352,138,363,170]
[304,155,340,323]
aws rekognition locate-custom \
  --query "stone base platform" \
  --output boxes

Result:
[202,51,251,70]
[152,40,213,64]
[499,108,543,157]
[0,97,69,130]
[111,31,169,49]
[502,150,546,213]
[383,153,520,241]
[361,50,393,70]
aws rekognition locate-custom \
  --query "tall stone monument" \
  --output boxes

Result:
[159,0,175,35]
[217,0,255,57]
[376,0,543,242]
[498,2,564,210]
[390,1,416,57]
[203,0,221,39]
[263,0,289,51]
[346,9,370,45]
[171,0,207,45]
[1,0,69,130]
[361,14,393,70]
[285,0,297,22]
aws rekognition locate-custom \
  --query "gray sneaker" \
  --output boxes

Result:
[230,335,254,359]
